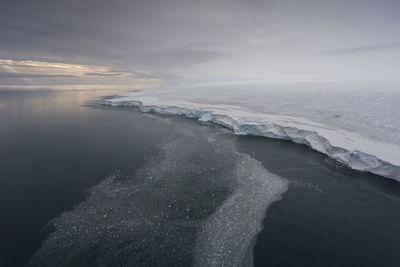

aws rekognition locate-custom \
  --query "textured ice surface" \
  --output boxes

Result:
[30,123,287,267]
[194,154,287,267]
[103,82,400,181]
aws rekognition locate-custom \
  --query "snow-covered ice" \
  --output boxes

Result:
[103,81,400,181]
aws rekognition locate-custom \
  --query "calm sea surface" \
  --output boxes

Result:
[0,90,399,266]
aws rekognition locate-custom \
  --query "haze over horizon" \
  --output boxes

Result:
[1,0,400,90]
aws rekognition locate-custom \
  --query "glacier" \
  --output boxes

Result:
[102,82,400,182]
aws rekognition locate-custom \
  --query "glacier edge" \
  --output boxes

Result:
[102,97,400,182]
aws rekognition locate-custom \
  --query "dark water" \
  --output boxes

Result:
[240,137,400,267]
[0,90,399,266]
[0,90,176,266]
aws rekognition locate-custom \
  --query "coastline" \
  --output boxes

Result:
[102,94,400,182]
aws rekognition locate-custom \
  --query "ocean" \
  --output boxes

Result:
[1,89,399,266]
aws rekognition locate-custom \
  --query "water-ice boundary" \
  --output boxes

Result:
[102,97,400,182]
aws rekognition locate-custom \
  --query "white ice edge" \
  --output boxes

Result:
[103,94,400,182]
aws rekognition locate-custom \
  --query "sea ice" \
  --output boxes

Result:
[103,81,400,181]
[30,121,287,266]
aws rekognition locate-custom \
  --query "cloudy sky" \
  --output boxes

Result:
[1,0,399,89]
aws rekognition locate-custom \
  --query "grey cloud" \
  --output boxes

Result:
[84,73,126,77]
[325,42,400,55]
[0,72,75,78]
[0,0,232,69]
[1,0,400,84]
[140,48,226,67]
[85,70,165,79]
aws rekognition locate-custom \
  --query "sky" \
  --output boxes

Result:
[1,0,400,90]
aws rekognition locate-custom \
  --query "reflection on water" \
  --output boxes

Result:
[0,89,168,266]
[1,89,400,267]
